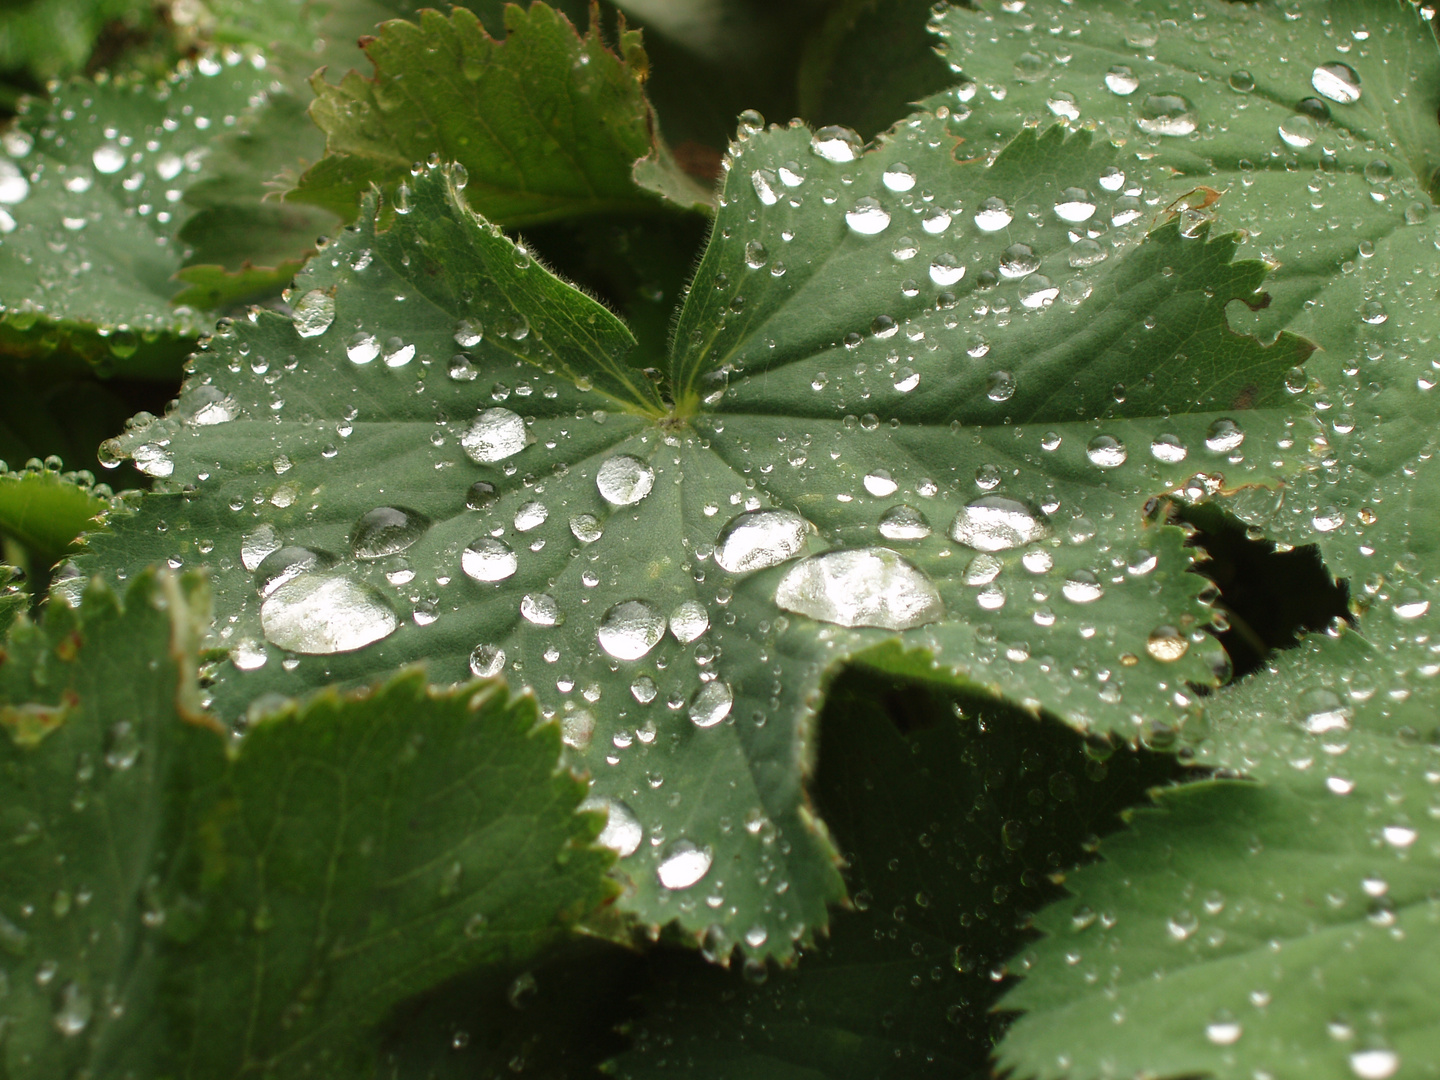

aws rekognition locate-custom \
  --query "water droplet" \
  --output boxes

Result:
[469,643,505,677]
[864,470,898,497]
[1312,61,1361,104]
[104,721,140,770]
[1047,91,1080,121]
[1150,434,1187,463]
[292,290,335,338]
[461,538,517,582]
[1229,70,1256,93]
[986,371,1016,401]
[1085,435,1127,468]
[921,208,951,235]
[53,982,92,1037]
[631,674,658,703]
[1137,94,1197,136]
[1146,626,1188,662]
[255,545,338,597]
[810,125,862,163]
[462,407,528,464]
[657,840,712,889]
[597,600,666,660]
[231,637,267,671]
[1018,275,1058,309]
[715,509,809,573]
[846,197,891,234]
[520,593,560,626]
[1054,187,1096,223]
[974,197,1013,232]
[453,318,484,347]
[1393,590,1430,620]
[383,338,416,367]
[929,253,964,286]
[1105,66,1139,95]
[1061,570,1103,604]
[1205,418,1245,453]
[1298,689,1350,734]
[596,454,655,506]
[879,504,931,540]
[950,496,1049,552]
[882,162,916,192]
[999,243,1039,279]
[351,506,431,559]
[466,481,498,510]
[1205,1019,1242,1046]
[1278,114,1318,148]
[570,513,602,544]
[963,553,1003,586]
[744,239,769,269]
[241,524,281,571]
[261,574,398,654]
[1068,239,1107,268]
[1350,1050,1399,1080]
[669,600,709,643]
[514,501,548,532]
[689,681,733,728]
[92,142,125,174]
[750,169,779,205]
[775,548,943,630]
[581,797,643,857]
[346,332,380,365]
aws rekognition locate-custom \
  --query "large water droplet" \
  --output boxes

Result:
[597,600,666,660]
[1278,114,1317,148]
[1085,435,1127,468]
[596,454,655,506]
[261,574,398,654]
[1150,434,1187,463]
[351,506,431,559]
[514,501,548,532]
[1349,1050,1399,1080]
[715,509,809,573]
[999,243,1039,279]
[1297,688,1350,734]
[1204,418,1245,453]
[878,504,931,540]
[1312,61,1361,104]
[1104,66,1139,95]
[292,290,335,338]
[1053,187,1096,223]
[846,197,891,234]
[810,125,862,163]
[669,600,709,643]
[0,159,28,204]
[775,548,943,630]
[657,840,712,889]
[950,496,1050,552]
[974,197,1013,232]
[1061,570,1103,604]
[255,545,338,597]
[241,524,281,571]
[520,593,560,626]
[53,982,92,1037]
[462,407,528,464]
[92,142,126,173]
[176,385,238,425]
[469,643,506,677]
[1018,275,1058,309]
[346,332,380,365]
[882,163,916,192]
[688,681,733,728]
[461,538,518,582]
[1146,625,1188,662]
[581,796,643,857]
[1137,94,1197,136]
[929,253,964,286]
[453,317,484,347]
[570,513,603,544]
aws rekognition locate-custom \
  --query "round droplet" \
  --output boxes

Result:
[1205,1020,1242,1046]
[882,163,916,192]
[346,332,380,365]
[657,840,712,889]
[846,197,891,235]
[974,197,1013,232]
[1137,94,1196,136]
[570,513,603,544]
[514,501,548,532]
[714,509,809,573]
[596,454,654,506]
[1298,688,1350,734]
[1018,275,1058,309]
[929,253,964,286]
[461,538,518,582]
[92,142,126,174]
[963,553,1003,586]
[810,125,863,163]
[951,496,1049,552]
[1278,114,1317,148]
[669,600,709,643]
[597,600,666,660]
[292,290,335,338]
[744,239,769,269]
[1146,626,1188,662]
[878,504,931,540]
[469,643,506,677]
[986,371,1016,402]
[631,675,658,703]
[261,574,398,654]
[520,593,561,626]
[1061,570,1103,604]
[1150,434,1187,463]
[255,545,338,597]
[1229,70,1255,93]
[864,470,899,497]
[999,243,1039,279]
[581,797,643,857]
[453,318,484,347]
[1068,238,1107,268]
[1085,435,1127,468]
[383,338,416,367]
[351,506,431,559]
[1204,418,1245,453]
[1349,1050,1399,1080]
[775,548,943,631]
[1053,187,1096,223]
[1021,546,1053,573]
[1312,61,1361,104]
[466,481,498,510]
[1047,91,1080,121]
[1105,66,1139,95]
[462,407,528,464]
[688,682,733,728]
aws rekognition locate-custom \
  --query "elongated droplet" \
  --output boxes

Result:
[715,509,809,573]
[597,600,666,660]
[689,681,733,727]
[292,290,335,338]
[241,524,281,571]
[669,600,709,642]
[775,548,942,630]
[580,796,643,857]
[1312,62,1361,104]
[657,840,712,889]
[351,506,431,559]
[261,574,398,654]
[950,496,1050,552]
[255,545,338,597]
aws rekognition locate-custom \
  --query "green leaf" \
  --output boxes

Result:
[0,567,613,1078]
[83,103,1308,956]
[995,620,1440,1080]
[287,4,710,227]
[0,465,108,568]
[0,0,154,83]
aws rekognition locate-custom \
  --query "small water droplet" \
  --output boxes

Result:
[1204,418,1245,453]
[1053,187,1096,223]
[999,243,1039,279]
[469,644,506,677]
[346,332,380,365]
[1229,70,1255,93]
[241,524,282,571]
[974,197,1013,232]
[92,142,125,174]
[864,470,899,497]
[929,253,964,286]
[1350,1050,1399,1080]
[1278,114,1318,148]
[846,197,891,234]
[1205,1019,1242,1045]
[669,600,709,643]
[1085,435,1127,468]
[882,163,916,192]
[1150,434,1187,463]
[453,318,484,347]
[520,593,561,626]
[581,797,643,857]
[52,982,92,1037]
[689,682,733,728]
[810,125,862,163]
[514,501,548,532]
[1137,94,1197,136]
[1061,570,1103,604]
[1146,626,1188,662]
[569,513,602,544]
[879,505,931,540]
[1105,66,1139,95]
[1298,689,1350,734]
[1018,276,1058,308]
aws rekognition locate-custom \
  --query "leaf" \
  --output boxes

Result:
[287,3,709,227]
[995,620,1440,1080]
[0,0,154,83]
[0,464,108,569]
[613,650,1190,1079]
[0,567,613,1078]
[83,102,1307,958]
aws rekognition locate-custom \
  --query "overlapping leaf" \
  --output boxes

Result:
[0,463,108,570]
[0,568,612,1079]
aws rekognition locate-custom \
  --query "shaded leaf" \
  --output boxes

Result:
[0,465,108,569]
[0,0,154,83]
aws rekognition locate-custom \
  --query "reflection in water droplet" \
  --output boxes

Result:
[177,385,238,425]
[597,600,666,660]
[951,496,1049,552]
[878,504,931,540]
[999,243,1039,279]
[462,407,528,464]
[631,674,658,703]
[1312,62,1361,104]
[261,574,398,654]
[669,600,709,642]
[864,470,898,497]
[1105,66,1139,95]
[1298,689,1350,734]
[1019,276,1058,309]
[1054,187,1096,223]
[520,593,561,626]
[963,553,1003,586]
[469,643,506,677]
[1205,1020,1242,1046]
[570,513,603,544]
[974,197,1013,232]
[453,318,484,347]
[1085,435,1127,468]
[466,481,498,510]
[92,142,126,173]
[657,840,712,889]
[1061,570,1103,604]
[1137,94,1197,136]
[1278,114,1317,148]
[346,332,380,365]
[1349,1050,1399,1080]
[715,509,809,573]
[929,253,964,286]
[1150,434,1187,463]
[292,290,335,338]
[1146,626,1188,662]
[1205,418,1245,453]
[810,125,862,163]
[241,524,281,572]
[352,506,431,559]
[846,197,891,234]
[53,982,93,1037]
[986,371,1016,402]
[596,454,655,506]
[1021,547,1052,573]
[255,545,338,597]
[775,548,943,630]
[689,681,733,728]
[461,538,518,582]
[514,501,548,531]
[882,163,916,192]
[581,796,643,857]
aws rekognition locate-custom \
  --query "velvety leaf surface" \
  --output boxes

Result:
[0,569,612,1079]
[287,4,709,226]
